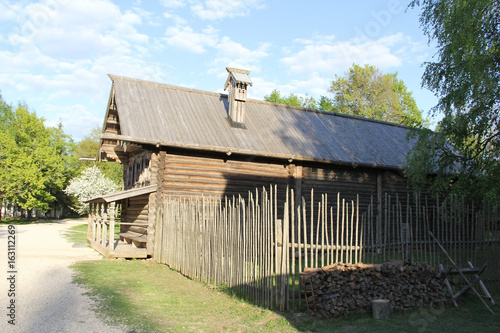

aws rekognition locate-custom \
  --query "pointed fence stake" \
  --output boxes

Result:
[428,231,495,315]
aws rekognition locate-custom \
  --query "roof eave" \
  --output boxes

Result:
[100,133,406,172]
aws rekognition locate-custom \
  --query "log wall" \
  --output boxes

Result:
[121,194,149,234]
[300,165,377,213]
[161,153,292,199]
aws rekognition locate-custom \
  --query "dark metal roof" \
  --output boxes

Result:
[105,74,416,170]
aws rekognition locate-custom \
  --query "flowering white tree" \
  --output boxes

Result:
[64,165,120,214]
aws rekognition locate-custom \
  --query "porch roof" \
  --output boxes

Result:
[86,185,156,204]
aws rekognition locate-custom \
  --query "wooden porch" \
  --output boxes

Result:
[86,186,155,259]
[87,220,148,259]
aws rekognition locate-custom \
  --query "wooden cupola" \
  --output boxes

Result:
[224,67,252,128]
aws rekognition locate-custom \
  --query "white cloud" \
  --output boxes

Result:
[0,0,170,139]
[1,0,156,79]
[289,74,331,97]
[163,11,188,26]
[160,0,186,8]
[7,0,149,61]
[132,7,161,27]
[44,104,104,140]
[246,76,293,100]
[164,25,218,53]
[0,1,20,21]
[248,74,331,101]
[190,0,265,20]
[210,37,270,73]
[280,33,425,78]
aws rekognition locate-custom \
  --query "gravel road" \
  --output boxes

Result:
[0,219,127,333]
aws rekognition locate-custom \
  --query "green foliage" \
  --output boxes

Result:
[329,64,427,127]
[264,89,319,109]
[407,0,500,200]
[0,96,74,214]
[318,95,336,112]
[0,95,123,218]
[264,65,426,128]
[0,96,14,198]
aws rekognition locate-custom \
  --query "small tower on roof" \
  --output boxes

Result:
[224,67,252,128]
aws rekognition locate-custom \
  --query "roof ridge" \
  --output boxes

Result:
[108,74,224,99]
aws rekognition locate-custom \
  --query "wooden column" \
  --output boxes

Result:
[108,202,116,252]
[151,150,167,258]
[147,192,156,256]
[97,203,102,245]
[87,203,93,242]
[101,203,107,246]
[91,203,97,243]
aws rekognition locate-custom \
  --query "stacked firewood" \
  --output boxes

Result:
[300,261,446,317]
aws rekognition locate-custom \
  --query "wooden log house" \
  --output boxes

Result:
[87,67,418,259]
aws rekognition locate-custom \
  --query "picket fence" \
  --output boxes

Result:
[154,186,500,311]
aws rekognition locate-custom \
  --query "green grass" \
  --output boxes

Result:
[70,259,500,333]
[72,260,295,332]
[65,221,500,332]
[63,223,90,244]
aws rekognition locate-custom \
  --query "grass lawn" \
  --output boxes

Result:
[62,222,90,244]
[71,257,500,333]
[64,220,500,332]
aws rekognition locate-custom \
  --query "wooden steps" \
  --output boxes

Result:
[113,240,148,258]
[88,239,148,259]
[119,231,147,248]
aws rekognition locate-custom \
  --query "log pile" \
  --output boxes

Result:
[300,261,446,317]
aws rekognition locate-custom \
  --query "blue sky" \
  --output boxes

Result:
[0,0,439,140]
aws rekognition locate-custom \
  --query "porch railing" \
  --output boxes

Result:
[87,202,117,257]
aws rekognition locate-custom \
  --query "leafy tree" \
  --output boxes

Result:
[0,100,74,218]
[264,65,426,127]
[264,89,319,110]
[64,165,120,214]
[407,0,500,200]
[318,95,336,112]
[0,93,14,220]
[329,64,426,127]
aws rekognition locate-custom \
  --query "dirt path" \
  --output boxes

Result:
[0,220,127,333]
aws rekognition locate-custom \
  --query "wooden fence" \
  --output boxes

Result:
[154,186,500,311]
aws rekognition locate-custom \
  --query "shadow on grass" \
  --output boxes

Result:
[71,259,500,333]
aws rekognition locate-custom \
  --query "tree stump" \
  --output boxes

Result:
[371,299,391,320]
